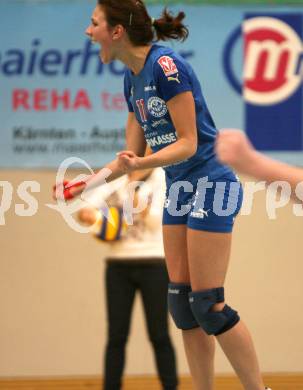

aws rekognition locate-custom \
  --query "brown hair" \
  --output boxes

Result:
[97,0,189,46]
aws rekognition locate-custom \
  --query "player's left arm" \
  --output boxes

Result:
[118,92,197,170]
[137,91,197,169]
[118,56,197,170]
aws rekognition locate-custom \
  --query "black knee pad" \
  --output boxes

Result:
[168,283,199,330]
[189,287,240,335]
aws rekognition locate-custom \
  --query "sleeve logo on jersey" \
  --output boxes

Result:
[167,74,180,84]
[157,56,178,76]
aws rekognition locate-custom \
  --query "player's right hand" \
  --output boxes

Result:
[116,150,142,172]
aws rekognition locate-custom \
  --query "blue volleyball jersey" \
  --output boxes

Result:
[124,44,232,181]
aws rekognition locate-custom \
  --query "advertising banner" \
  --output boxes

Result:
[0,1,302,168]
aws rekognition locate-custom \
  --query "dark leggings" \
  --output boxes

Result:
[103,260,178,390]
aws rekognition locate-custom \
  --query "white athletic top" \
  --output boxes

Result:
[84,168,166,261]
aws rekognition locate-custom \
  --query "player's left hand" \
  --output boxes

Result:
[116,150,142,172]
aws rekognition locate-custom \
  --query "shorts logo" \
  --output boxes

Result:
[147,96,168,118]
[157,56,178,76]
[190,208,210,219]
[244,17,302,105]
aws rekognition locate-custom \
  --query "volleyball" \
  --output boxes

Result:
[95,206,127,242]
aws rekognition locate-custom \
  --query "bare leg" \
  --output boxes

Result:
[187,229,265,390]
[182,327,215,390]
[163,225,215,390]
[217,322,264,390]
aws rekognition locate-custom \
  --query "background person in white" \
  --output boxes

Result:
[78,167,178,390]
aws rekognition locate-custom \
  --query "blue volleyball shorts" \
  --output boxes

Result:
[163,173,243,233]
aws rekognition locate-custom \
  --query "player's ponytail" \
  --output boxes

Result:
[153,8,189,42]
[97,0,188,45]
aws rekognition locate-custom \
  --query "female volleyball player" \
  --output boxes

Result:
[56,1,272,389]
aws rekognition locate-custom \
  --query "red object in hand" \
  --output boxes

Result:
[53,180,86,200]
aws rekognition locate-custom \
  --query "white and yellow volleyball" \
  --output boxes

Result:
[93,206,127,242]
